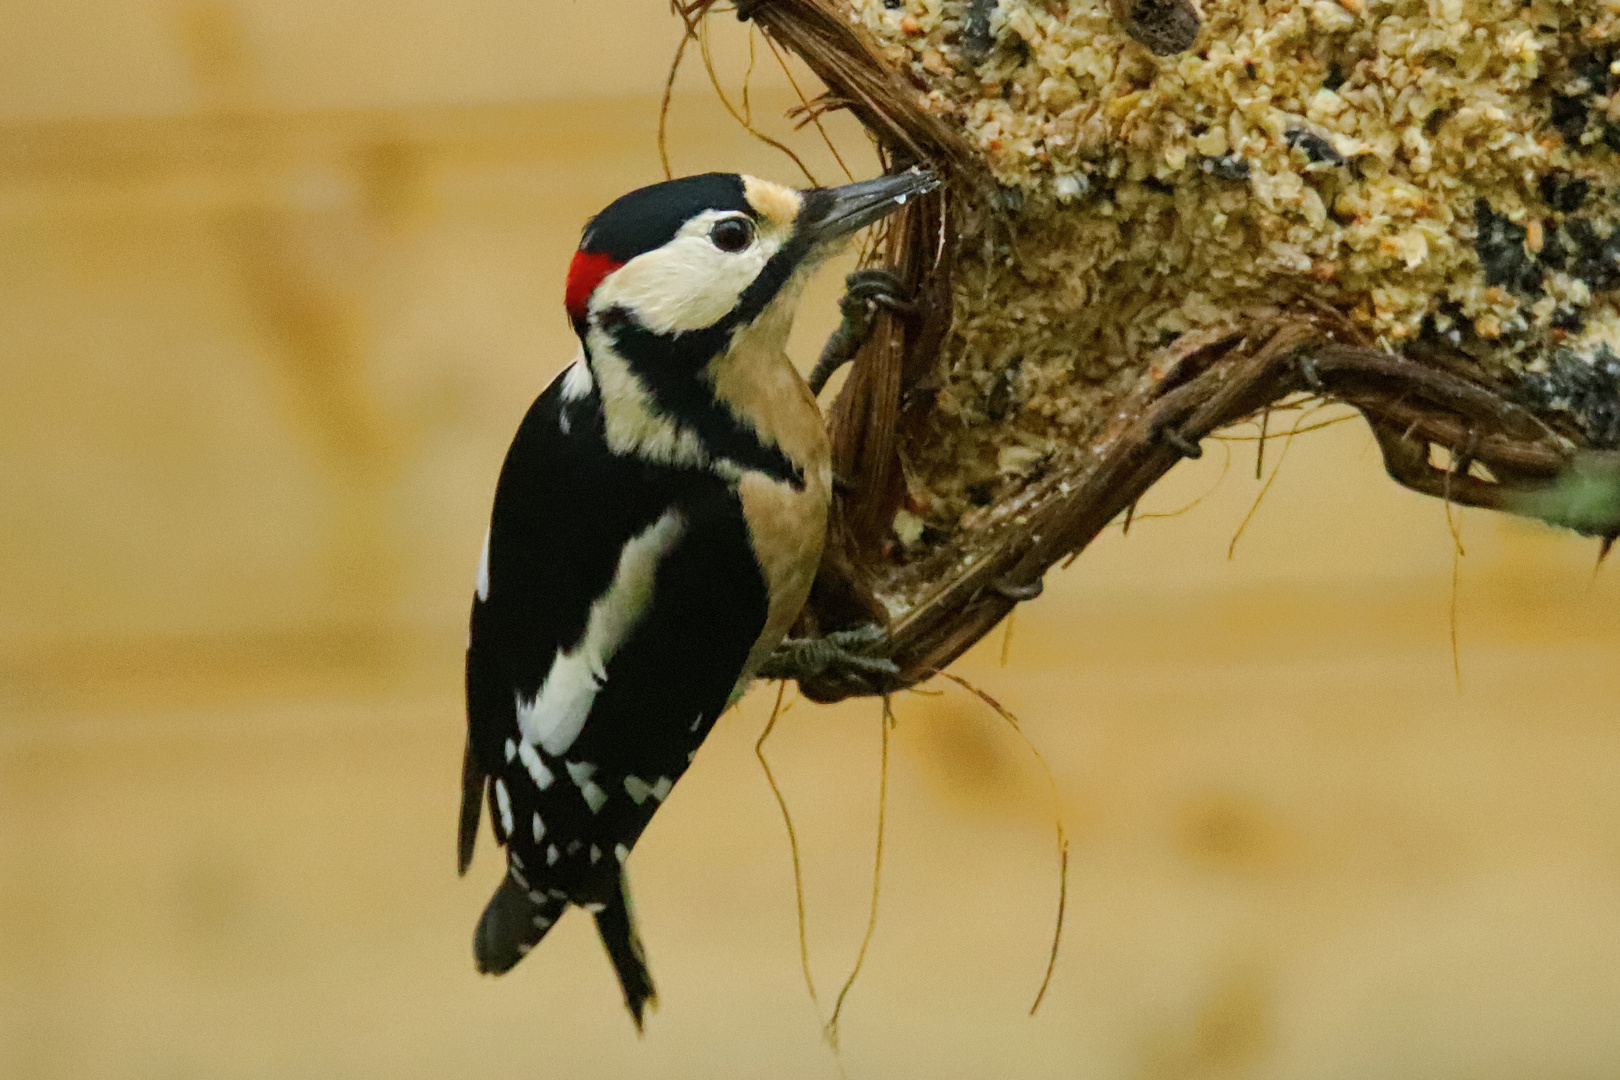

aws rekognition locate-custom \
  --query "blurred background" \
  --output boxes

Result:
[4,3,1620,1077]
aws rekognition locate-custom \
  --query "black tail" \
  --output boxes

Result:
[474,871,566,976]
[593,872,659,1032]
[457,742,484,876]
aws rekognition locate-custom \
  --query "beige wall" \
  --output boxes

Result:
[4,5,1620,1080]
[0,0,782,119]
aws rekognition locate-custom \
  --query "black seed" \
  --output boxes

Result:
[1605,125,1620,153]
[991,185,1025,214]
[1285,128,1344,165]
[1143,176,1176,195]
[1551,94,1590,141]
[1204,154,1250,181]
[967,481,996,507]
[883,0,903,7]
[986,358,1023,421]
[1539,171,1590,213]
[1519,346,1620,448]
[1124,0,1201,56]
[1563,217,1620,291]
[1539,226,1569,270]
[1323,62,1346,91]
[961,0,997,58]
[1551,307,1586,333]
[1571,51,1614,95]
[1244,62,1258,80]
[1474,198,1544,294]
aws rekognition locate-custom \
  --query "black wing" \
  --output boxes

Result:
[459,367,770,891]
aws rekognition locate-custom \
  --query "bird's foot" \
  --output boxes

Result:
[807,270,917,397]
[758,623,901,693]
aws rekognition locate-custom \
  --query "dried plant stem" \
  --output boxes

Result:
[762,32,856,183]
[697,17,819,185]
[826,697,892,1048]
[1444,472,1466,693]
[1228,402,1324,560]
[754,681,822,1018]
[935,672,1069,1016]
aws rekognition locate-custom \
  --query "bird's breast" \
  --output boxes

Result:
[715,352,832,685]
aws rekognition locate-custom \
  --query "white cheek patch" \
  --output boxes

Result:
[590,213,785,336]
[515,509,685,757]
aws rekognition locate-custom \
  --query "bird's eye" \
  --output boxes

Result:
[709,217,754,253]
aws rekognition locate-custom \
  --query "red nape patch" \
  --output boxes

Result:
[564,250,623,323]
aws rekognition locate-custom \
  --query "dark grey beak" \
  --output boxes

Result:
[800,168,941,245]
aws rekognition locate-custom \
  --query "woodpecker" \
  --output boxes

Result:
[459,168,937,1028]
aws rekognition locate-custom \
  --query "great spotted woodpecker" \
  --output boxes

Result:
[459,168,937,1028]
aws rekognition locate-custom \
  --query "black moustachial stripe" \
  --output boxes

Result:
[731,186,830,324]
[598,307,805,490]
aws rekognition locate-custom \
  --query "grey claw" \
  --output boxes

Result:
[1299,355,1325,393]
[826,623,889,649]
[1159,425,1204,459]
[758,623,896,684]
[993,576,1044,601]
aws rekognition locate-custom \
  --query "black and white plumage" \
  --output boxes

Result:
[458,169,937,1029]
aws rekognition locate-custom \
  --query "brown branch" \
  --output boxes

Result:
[796,324,1613,702]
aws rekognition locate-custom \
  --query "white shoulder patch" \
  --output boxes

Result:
[559,357,594,401]
[515,508,685,757]
[475,529,491,602]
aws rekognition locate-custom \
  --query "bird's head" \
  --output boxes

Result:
[564,170,938,352]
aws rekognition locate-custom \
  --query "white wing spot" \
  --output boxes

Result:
[690,714,703,732]
[589,844,601,865]
[583,901,607,914]
[566,760,609,813]
[476,530,491,602]
[516,510,684,756]
[533,913,553,929]
[567,840,583,855]
[529,890,545,903]
[494,778,514,839]
[517,741,554,790]
[546,844,560,866]
[531,812,546,844]
[614,843,629,865]
[650,777,674,803]
[509,863,529,889]
[558,407,571,435]
[516,941,533,957]
[623,775,653,805]
[581,781,606,813]
[504,738,516,763]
